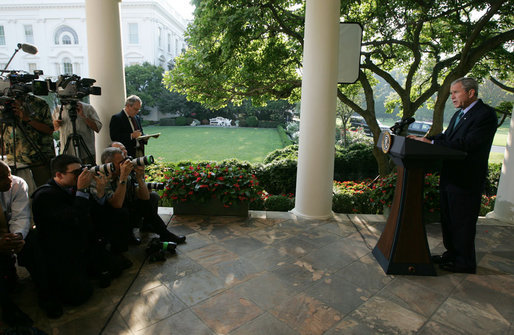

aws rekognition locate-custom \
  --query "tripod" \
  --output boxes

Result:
[60,100,94,164]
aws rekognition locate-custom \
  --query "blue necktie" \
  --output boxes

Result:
[453,110,464,131]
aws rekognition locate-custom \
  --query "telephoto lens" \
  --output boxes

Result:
[131,155,154,166]
[82,163,115,175]
[146,182,165,190]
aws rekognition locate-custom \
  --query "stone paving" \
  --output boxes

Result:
[5,210,514,334]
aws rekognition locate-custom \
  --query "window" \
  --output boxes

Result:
[158,27,162,48]
[128,23,138,44]
[24,25,34,44]
[62,35,72,45]
[54,26,79,45]
[167,33,171,53]
[0,26,5,45]
[28,63,37,73]
[63,58,73,74]
[175,38,179,55]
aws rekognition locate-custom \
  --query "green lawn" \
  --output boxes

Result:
[493,125,509,146]
[144,126,284,163]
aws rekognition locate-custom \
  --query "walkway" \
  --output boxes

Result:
[8,211,514,334]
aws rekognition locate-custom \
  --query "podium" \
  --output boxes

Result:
[372,133,466,276]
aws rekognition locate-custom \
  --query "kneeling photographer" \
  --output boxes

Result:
[93,147,185,251]
[30,154,105,318]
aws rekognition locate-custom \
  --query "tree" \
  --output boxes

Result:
[164,0,513,175]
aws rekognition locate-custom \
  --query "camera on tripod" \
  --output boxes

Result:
[48,74,101,101]
[81,163,115,176]
[0,70,48,121]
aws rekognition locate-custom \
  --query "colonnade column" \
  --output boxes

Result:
[85,0,126,163]
[291,0,341,219]
[486,117,514,224]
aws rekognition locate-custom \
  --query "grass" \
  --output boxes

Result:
[144,126,284,163]
[493,125,510,147]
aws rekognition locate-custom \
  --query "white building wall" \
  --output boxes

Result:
[0,0,187,79]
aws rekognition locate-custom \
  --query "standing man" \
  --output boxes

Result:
[0,160,33,326]
[109,95,146,158]
[4,94,55,186]
[408,77,497,274]
[53,101,102,164]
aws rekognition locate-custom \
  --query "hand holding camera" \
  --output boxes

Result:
[76,169,93,189]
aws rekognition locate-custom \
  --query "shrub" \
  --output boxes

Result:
[162,160,261,207]
[246,116,259,127]
[265,194,295,211]
[334,142,378,181]
[257,158,297,195]
[175,116,187,126]
[277,126,293,147]
[485,162,502,196]
[263,144,298,164]
[258,120,281,128]
[480,195,496,216]
[332,180,377,214]
[159,118,175,126]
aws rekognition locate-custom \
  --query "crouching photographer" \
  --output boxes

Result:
[29,154,108,318]
[93,147,185,250]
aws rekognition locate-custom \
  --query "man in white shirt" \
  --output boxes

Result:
[53,101,102,164]
[0,160,33,327]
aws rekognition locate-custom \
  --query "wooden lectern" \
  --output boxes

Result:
[373,132,466,276]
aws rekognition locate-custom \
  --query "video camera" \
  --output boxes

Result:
[81,162,115,176]
[0,70,48,98]
[48,74,101,101]
[0,70,49,121]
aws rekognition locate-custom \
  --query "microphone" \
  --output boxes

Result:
[390,117,415,135]
[17,43,38,55]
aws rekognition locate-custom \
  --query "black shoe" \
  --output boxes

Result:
[159,231,186,244]
[129,231,142,245]
[98,271,112,288]
[439,262,476,274]
[39,298,63,319]
[2,302,33,327]
[431,252,454,264]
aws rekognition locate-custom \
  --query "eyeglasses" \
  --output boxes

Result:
[63,168,82,176]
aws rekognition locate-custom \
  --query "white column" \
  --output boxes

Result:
[291,0,341,219]
[85,0,126,164]
[487,116,514,224]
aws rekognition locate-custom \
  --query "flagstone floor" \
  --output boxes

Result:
[6,210,514,334]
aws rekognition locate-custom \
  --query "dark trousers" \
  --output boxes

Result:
[91,202,131,253]
[440,188,482,270]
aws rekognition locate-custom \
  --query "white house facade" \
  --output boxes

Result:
[0,0,187,78]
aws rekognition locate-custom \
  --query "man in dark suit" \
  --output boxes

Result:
[109,95,146,157]
[408,77,497,274]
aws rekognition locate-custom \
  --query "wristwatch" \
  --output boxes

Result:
[77,188,89,193]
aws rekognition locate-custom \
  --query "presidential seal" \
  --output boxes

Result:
[381,131,392,154]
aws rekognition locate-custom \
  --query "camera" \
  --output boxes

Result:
[81,162,115,175]
[48,74,101,100]
[145,237,176,262]
[0,70,48,98]
[128,155,155,166]
[146,182,165,190]
[0,70,48,121]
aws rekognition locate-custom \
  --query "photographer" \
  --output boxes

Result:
[53,101,102,164]
[3,94,55,186]
[0,160,33,327]
[30,154,105,318]
[94,147,185,247]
